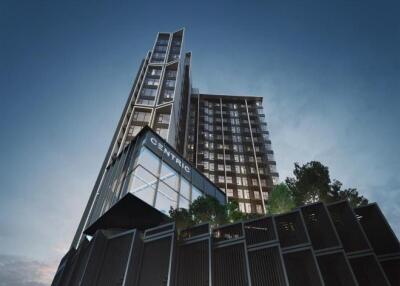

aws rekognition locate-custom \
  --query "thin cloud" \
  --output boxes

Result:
[0,255,57,286]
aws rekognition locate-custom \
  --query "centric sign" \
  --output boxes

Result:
[148,136,191,173]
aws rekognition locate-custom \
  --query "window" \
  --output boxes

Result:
[242,178,248,186]
[133,110,151,122]
[238,189,243,198]
[192,186,203,201]
[140,88,157,98]
[225,165,231,172]
[256,204,263,214]
[155,113,170,124]
[160,162,179,190]
[166,70,177,78]
[180,178,191,199]
[148,68,162,76]
[241,166,246,174]
[245,203,252,213]
[252,179,258,186]
[236,177,242,186]
[155,127,168,139]
[209,163,214,171]
[135,147,160,176]
[226,176,233,184]
[127,125,143,137]
[239,202,245,213]
[235,166,240,173]
[165,79,175,88]
[244,189,250,199]
[261,179,267,187]
[254,191,260,199]
[127,166,157,206]
[145,78,160,86]
[263,192,269,200]
[217,154,224,160]
[218,164,224,171]
[226,189,234,197]
[218,176,225,183]
[179,196,190,209]
[155,181,178,214]
[250,167,256,174]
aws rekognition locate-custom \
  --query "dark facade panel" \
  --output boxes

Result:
[80,231,109,286]
[349,254,390,286]
[176,239,210,286]
[327,201,371,253]
[180,223,210,239]
[213,242,250,286]
[244,216,277,246]
[95,232,136,286]
[301,203,342,251]
[317,251,358,286]
[283,249,324,286]
[248,245,288,286]
[213,222,244,243]
[354,204,400,257]
[380,258,400,286]
[275,211,310,249]
[137,225,176,286]
[54,201,400,286]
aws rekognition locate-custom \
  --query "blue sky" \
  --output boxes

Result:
[0,0,399,284]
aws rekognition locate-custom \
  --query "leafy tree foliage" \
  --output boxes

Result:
[267,183,295,214]
[169,196,248,233]
[285,161,368,207]
[330,180,368,208]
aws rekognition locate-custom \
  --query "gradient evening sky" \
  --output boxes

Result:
[1,0,399,284]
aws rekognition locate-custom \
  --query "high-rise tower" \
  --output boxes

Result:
[71,29,278,248]
[71,29,192,247]
[186,92,279,214]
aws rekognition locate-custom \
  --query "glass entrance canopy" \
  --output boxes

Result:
[87,126,226,226]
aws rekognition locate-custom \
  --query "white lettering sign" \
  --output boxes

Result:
[149,137,191,173]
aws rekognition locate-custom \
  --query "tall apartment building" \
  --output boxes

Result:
[71,29,192,248]
[71,29,278,248]
[186,92,279,214]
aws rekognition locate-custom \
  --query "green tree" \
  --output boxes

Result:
[267,183,295,214]
[169,207,193,233]
[285,161,332,205]
[169,195,247,233]
[330,180,368,208]
[189,195,227,227]
[285,161,368,207]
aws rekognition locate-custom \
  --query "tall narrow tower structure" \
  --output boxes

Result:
[72,29,192,247]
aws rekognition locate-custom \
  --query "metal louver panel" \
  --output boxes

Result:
[177,239,210,286]
[213,242,249,286]
[138,236,173,286]
[248,246,288,286]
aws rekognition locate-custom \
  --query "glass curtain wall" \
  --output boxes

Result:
[126,146,204,214]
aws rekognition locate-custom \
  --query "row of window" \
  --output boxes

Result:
[239,202,263,214]
[200,132,268,142]
[202,162,270,175]
[226,188,263,200]
[200,101,262,109]
[147,68,177,79]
